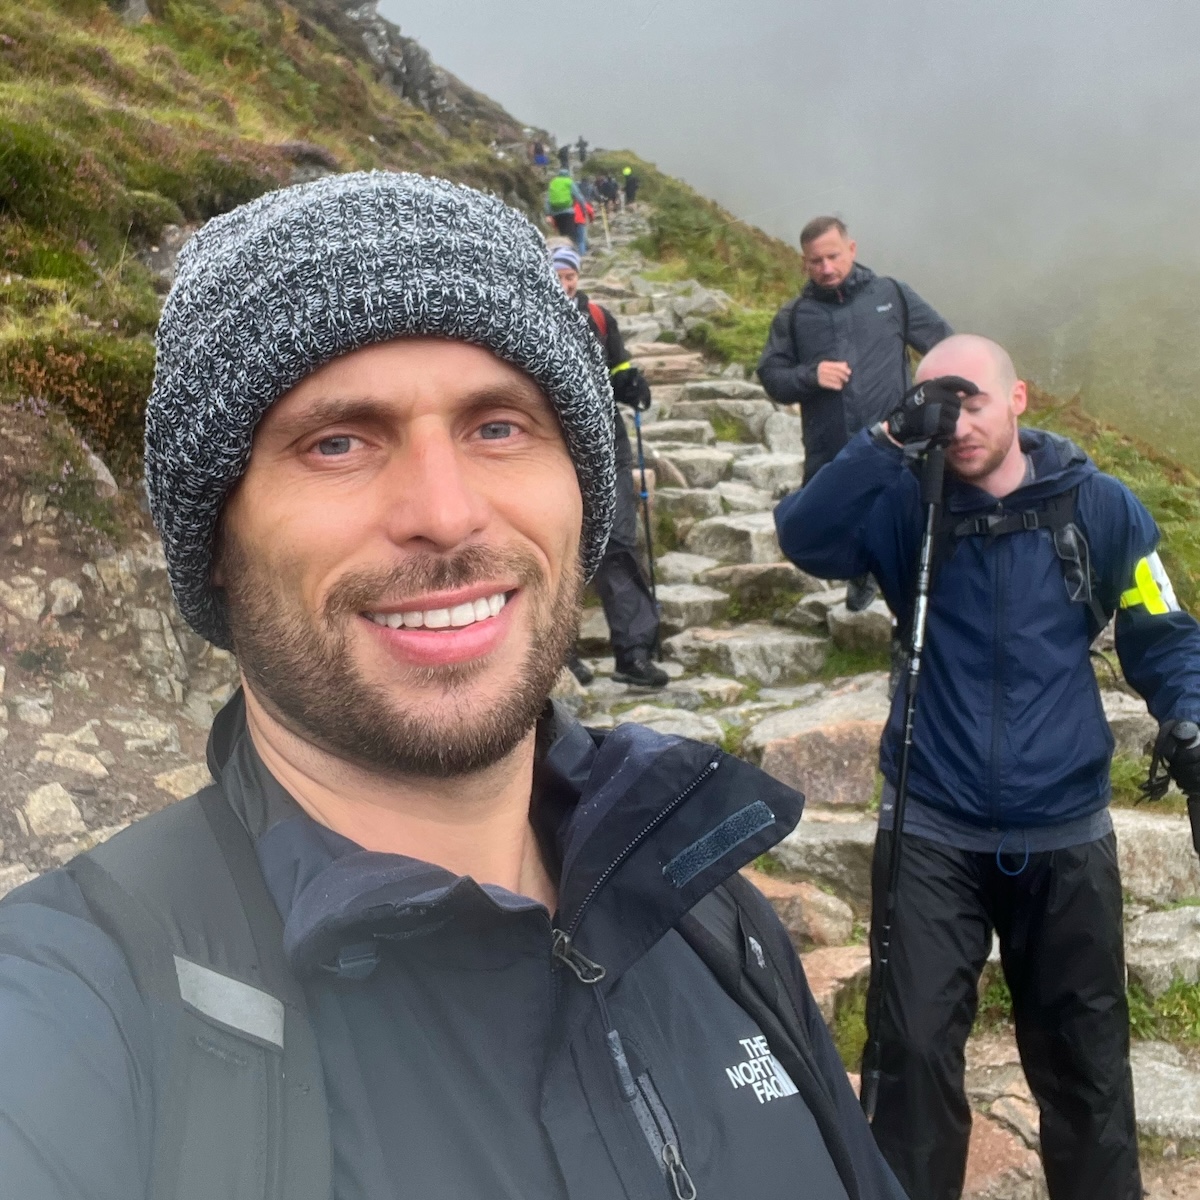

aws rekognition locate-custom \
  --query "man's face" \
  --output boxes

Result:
[555,266,579,299]
[802,229,857,289]
[215,338,584,778]
[917,352,1027,482]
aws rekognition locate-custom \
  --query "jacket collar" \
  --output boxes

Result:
[205,694,805,984]
[942,427,1097,515]
[803,262,874,303]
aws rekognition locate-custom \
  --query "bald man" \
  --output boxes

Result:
[774,335,1200,1200]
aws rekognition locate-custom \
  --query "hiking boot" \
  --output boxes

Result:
[566,655,594,686]
[845,573,879,612]
[612,649,668,689]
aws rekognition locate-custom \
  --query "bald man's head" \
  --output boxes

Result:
[915,334,1018,397]
[915,335,1028,487]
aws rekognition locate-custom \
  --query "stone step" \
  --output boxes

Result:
[639,419,715,445]
[654,583,730,635]
[799,944,871,1023]
[778,586,847,630]
[744,674,890,809]
[774,813,878,915]
[653,446,733,489]
[684,512,782,564]
[663,623,828,685]
[679,380,769,402]
[1131,1042,1200,1142]
[1112,808,1200,906]
[763,411,806,455]
[667,398,775,441]
[700,561,825,616]
[654,487,724,522]
[1101,689,1158,758]
[731,451,805,497]
[1125,906,1200,997]
[827,600,893,652]
[615,704,725,744]
[576,607,611,654]
[617,316,665,346]
[627,341,695,358]
[636,353,709,385]
[655,551,721,584]
[714,480,774,513]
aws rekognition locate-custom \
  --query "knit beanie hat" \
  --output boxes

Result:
[145,171,615,649]
[550,245,582,273]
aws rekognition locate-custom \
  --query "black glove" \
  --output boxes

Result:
[611,365,652,411]
[1155,719,1200,796]
[887,375,979,446]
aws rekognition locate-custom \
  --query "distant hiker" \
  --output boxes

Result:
[557,143,571,169]
[531,139,548,167]
[758,216,952,610]
[622,166,640,209]
[551,244,666,689]
[576,135,589,163]
[545,168,589,255]
[776,334,1200,1200]
[0,171,909,1200]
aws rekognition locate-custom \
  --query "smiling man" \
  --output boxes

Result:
[775,334,1200,1200]
[0,173,905,1200]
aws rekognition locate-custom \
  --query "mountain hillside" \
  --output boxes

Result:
[0,0,548,474]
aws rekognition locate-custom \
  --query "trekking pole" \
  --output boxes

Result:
[600,202,612,251]
[632,407,662,659]
[1142,721,1200,858]
[861,441,946,1123]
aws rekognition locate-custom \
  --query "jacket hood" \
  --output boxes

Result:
[803,262,875,302]
[943,427,1097,514]
[205,694,805,985]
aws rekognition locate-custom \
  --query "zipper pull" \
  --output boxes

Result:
[551,929,606,984]
[662,1143,697,1200]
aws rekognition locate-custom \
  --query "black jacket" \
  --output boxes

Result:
[757,264,952,479]
[0,698,904,1200]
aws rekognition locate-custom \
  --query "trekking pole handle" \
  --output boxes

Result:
[919,443,945,507]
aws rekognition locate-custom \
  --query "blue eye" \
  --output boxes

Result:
[316,436,352,456]
[480,422,514,440]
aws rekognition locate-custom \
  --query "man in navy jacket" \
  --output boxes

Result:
[775,334,1200,1200]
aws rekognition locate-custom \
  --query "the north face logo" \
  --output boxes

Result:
[876,303,893,312]
[724,1036,799,1104]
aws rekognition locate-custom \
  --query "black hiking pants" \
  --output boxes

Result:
[865,829,1140,1200]
[594,420,658,660]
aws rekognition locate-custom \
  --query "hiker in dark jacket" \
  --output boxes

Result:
[759,216,952,610]
[551,243,666,689]
[775,334,1200,1200]
[0,172,906,1200]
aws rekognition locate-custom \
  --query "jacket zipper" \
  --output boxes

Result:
[550,757,719,1199]
[988,529,1008,823]
[558,755,722,945]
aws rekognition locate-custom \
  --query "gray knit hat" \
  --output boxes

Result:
[145,171,615,649]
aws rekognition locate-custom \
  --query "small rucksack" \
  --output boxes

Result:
[547,175,574,211]
[59,788,869,1200]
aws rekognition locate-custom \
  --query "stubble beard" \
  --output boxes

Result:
[950,411,1017,482]
[218,535,582,780]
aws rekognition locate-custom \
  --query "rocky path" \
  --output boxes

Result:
[1,207,1199,1195]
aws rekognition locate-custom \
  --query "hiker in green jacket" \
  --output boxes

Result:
[545,169,589,255]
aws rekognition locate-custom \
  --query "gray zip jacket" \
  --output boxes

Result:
[757,263,952,480]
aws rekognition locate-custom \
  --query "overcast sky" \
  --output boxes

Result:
[382,1,1200,370]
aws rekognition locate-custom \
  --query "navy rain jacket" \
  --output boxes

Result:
[0,697,904,1200]
[757,264,952,480]
[775,427,1200,829]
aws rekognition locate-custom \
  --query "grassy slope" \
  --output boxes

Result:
[0,0,545,475]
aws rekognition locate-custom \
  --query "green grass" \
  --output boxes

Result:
[833,987,869,1071]
[686,309,777,376]
[818,644,893,681]
[1128,979,1200,1044]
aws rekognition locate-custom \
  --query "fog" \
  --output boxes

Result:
[384,0,1200,461]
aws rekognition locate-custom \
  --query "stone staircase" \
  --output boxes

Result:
[564,210,1200,1196]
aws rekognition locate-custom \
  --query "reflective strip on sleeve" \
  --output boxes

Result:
[610,361,633,376]
[1119,552,1180,615]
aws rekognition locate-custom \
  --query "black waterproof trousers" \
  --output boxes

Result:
[865,829,1140,1200]
[594,421,659,659]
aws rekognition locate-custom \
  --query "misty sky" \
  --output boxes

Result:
[382,0,1200,334]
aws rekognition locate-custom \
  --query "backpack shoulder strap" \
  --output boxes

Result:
[587,299,608,339]
[68,790,330,1200]
[678,878,864,1200]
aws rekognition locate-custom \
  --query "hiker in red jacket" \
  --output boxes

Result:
[551,244,666,688]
